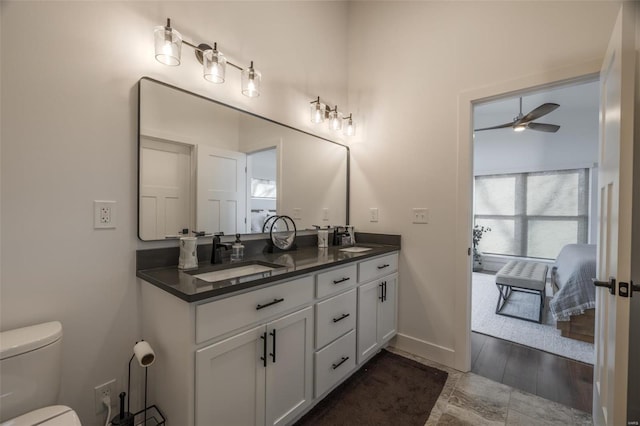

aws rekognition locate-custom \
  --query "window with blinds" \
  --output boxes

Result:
[474,168,589,259]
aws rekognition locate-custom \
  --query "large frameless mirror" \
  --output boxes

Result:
[138,77,349,241]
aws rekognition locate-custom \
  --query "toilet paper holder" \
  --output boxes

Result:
[125,340,165,426]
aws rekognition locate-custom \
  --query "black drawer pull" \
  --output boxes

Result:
[379,283,384,302]
[333,277,351,285]
[256,298,284,310]
[269,329,276,363]
[332,356,350,370]
[260,332,267,367]
[377,264,390,270]
[332,313,350,323]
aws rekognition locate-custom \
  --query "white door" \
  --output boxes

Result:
[195,325,266,426]
[197,145,247,235]
[378,274,398,343]
[139,137,192,239]
[357,280,381,363]
[593,4,636,425]
[265,307,313,426]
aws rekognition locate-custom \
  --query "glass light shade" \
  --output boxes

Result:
[203,49,226,83]
[514,123,526,132]
[241,65,261,98]
[154,26,182,66]
[329,110,342,131]
[310,102,326,123]
[343,118,356,137]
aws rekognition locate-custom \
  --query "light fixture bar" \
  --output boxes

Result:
[154,18,260,97]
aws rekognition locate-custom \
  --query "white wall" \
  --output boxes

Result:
[346,1,620,367]
[0,2,347,425]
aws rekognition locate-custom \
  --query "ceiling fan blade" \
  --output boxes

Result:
[520,103,560,123]
[474,122,514,131]
[527,122,560,133]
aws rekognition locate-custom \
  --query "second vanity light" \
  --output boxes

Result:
[310,97,355,137]
[154,18,261,98]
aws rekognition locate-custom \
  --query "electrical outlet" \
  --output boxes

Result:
[370,208,379,222]
[322,208,329,221]
[94,200,116,229]
[412,208,429,224]
[292,208,302,220]
[94,379,116,414]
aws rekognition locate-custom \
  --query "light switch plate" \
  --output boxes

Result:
[292,208,302,220]
[94,200,116,229]
[412,208,429,224]
[370,208,379,222]
[322,208,329,221]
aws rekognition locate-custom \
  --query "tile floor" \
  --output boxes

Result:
[387,347,593,426]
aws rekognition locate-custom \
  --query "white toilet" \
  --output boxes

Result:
[0,321,81,425]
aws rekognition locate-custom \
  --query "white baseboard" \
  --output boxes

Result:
[392,333,456,369]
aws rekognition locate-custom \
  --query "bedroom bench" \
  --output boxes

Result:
[495,260,549,323]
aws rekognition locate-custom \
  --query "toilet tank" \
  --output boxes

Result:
[0,321,63,422]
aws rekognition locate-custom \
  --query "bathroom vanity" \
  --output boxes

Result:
[137,242,399,426]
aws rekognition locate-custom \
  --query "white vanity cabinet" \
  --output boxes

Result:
[195,306,313,426]
[356,254,398,363]
[140,250,399,426]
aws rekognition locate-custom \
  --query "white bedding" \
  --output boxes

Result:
[549,244,597,321]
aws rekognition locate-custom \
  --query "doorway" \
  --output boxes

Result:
[469,79,599,411]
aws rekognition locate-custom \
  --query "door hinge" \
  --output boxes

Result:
[619,280,640,297]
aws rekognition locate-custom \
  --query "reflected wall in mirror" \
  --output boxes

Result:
[138,78,349,241]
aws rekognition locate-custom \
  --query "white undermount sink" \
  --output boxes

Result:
[339,246,373,253]
[192,262,281,283]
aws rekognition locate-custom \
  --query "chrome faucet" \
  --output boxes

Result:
[211,233,232,264]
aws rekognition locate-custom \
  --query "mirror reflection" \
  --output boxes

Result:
[138,78,348,241]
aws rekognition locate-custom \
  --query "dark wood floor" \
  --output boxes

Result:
[471,331,593,413]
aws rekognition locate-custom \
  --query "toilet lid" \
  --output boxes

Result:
[0,406,81,426]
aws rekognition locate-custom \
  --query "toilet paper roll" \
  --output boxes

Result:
[133,341,155,367]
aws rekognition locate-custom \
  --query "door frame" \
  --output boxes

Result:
[454,60,603,372]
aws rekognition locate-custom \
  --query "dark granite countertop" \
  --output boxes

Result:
[137,243,399,303]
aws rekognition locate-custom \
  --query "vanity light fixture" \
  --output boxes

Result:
[310,96,328,123]
[309,97,355,136]
[329,106,342,131]
[241,61,261,98]
[153,18,261,98]
[343,113,356,137]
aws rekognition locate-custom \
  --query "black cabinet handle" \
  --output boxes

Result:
[269,329,276,363]
[332,313,350,323]
[260,332,267,367]
[333,277,350,285]
[379,283,384,302]
[332,356,350,370]
[256,298,284,310]
[377,264,390,270]
[383,281,387,302]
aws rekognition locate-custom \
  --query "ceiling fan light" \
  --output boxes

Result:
[514,124,526,132]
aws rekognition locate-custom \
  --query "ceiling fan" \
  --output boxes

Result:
[474,97,561,133]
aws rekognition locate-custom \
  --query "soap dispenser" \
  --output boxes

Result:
[231,234,244,261]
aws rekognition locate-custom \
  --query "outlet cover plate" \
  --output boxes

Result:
[370,208,379,222]
[94,379,116,414]
[94,200,116,229]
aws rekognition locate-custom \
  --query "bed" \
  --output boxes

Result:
[549,243,597,343]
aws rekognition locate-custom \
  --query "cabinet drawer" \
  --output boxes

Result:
[358,253,398,283]
[316,264,357,299]
[315,289,356,349]
[314,329,356,398]
[196,275,314,343]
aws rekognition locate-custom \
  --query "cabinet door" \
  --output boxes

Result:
[357,280,381,363]
[377,274,397,343]
[195,325,266,426]
[265,306,313,426]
